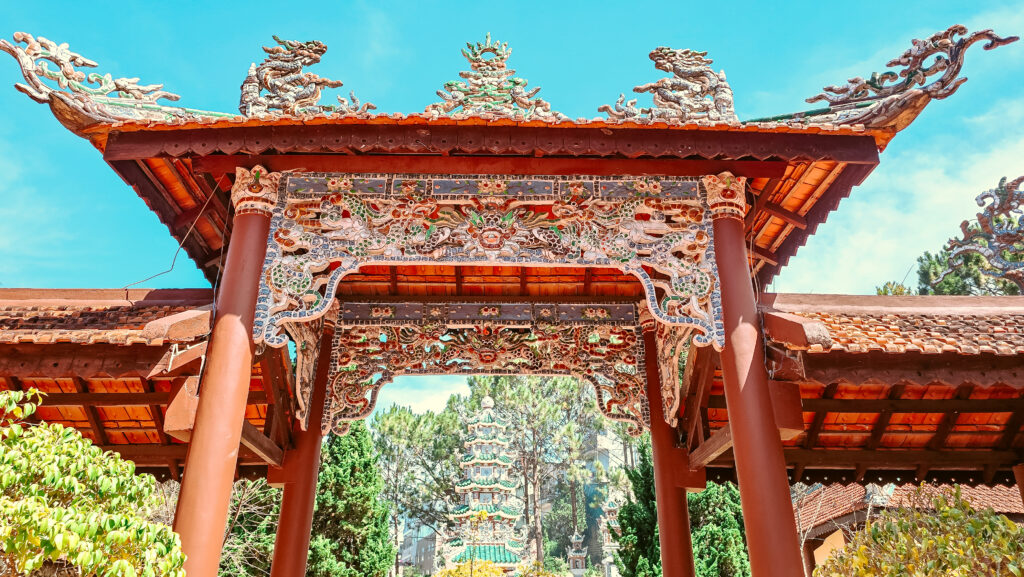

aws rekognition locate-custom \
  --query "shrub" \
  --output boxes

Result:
[816,485,1024,577]
[0,389,185,577]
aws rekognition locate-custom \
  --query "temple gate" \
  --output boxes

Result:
[1,24,1020,577]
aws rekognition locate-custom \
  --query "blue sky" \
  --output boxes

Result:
[1,1,1021,412]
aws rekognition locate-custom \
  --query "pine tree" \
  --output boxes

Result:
[613,438,661,577]
[307,421,396,577]
[687,482,750,577]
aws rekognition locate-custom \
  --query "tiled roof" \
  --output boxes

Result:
[453,544,522,565]
[794,483,1024,532]
[0,289,212,346]
[761,294,1024,355]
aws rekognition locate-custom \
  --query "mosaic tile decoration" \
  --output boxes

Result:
[253,172,725,352]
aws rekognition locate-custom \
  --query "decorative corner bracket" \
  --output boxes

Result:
[937,175,1024,290]
[230,165,281,216]
[599,47,738,123]
[239,35,375,117]
[702,172,747,220]
[801,25,1018,129]
[425,33,566,121]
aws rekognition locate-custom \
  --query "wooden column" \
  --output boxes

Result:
[268,322,335,577]
[1014,464,1024,508]
[174,166,281,577]
[703,173,804,577]
[642,329,702,577]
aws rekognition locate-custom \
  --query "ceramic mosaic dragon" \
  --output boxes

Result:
[240,36,374,116]
[325,322,649,436]
[937,175,1024,290]
[600,47,737,122]
[252,175,723,351]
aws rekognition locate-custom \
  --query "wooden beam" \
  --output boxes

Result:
[389,267,399,295]
[751,245,779,267]
[778,448,1021,468]
[690,425,733,469]
[582,269,593,296]
[803,383,838,449]
[188,155,790,178]
[141,378,171,446]
[0,343,201,380]
[258,348,294,449]
[455,268,464,296]
[762,202,808,230]
[240,420,284,467]
[519,267,528,296]
[927,384,975,451]
[709,396,1024,414]
[100,443,268,467]
[39,390,267,407]
[682,346,717,450]
[997,410,1024,450]
[856,384,906,481]
[72,377,108,446]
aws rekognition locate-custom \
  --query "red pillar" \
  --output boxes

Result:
[703,173,804,577]
[269,322,335,577]
[643,329,698,577]
[174,166,281,577]
[1014,464,1024,508]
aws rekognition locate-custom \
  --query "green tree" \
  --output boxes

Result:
[613,438,661,577]
[0,389,185,577]
[307,421,395,577]
[218,479,281,577]
[817,485,1024,577]
[918,249,1019,295]
[875,281,913,295]
[687,482,749,577]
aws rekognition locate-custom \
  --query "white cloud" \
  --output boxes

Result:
[372,375,470,416]
[773,96,1024,295]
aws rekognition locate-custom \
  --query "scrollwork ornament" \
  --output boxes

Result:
[937,175,1024,290]
[702,172,747,220]
[800,25,1018,129]
[230,165,281,216]
[600,47,737,123]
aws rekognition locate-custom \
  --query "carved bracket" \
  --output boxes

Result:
[251,172,727,350]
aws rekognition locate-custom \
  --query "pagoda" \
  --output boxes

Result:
[567,532,588,577]
[598,499,621,577]
[446,396,525,572]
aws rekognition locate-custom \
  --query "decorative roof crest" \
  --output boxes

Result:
[937,175,1024,291]
[239,35,375,117]
[425,33,566,121]
[600,47,738,123]
[0,32,206,128]
[800,25,1018,129]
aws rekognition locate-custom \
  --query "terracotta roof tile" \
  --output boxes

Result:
[0,289,213,346]
[794,483,1024,532]
[761,294,1024,355]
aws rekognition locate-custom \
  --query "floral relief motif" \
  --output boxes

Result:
[251,173,725,351]
[324,306,651,437]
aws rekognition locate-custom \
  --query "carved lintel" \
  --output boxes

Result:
[251,173,727,351]
[230,165,281,216]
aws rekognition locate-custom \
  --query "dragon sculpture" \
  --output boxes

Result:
[937,175,1024,291]
[426,33,565,120]
[600,47,737,123]
[240,35,374,116]
[798,25,1018,129]
[0,31,206,130]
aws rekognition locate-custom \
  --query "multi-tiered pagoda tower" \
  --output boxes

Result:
[445,396,525,572]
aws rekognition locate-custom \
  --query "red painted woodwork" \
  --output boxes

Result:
[644,330,702,577]
[1015,464,1024,507]
[173,212,272,577]
[712,213,804,577]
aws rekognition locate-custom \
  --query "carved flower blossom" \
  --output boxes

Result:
[479,306,501,317]
[371,306,395,318]
[583,307,611,320]
[567,181,586,195]
[327,178,353,191]
[478,180,508,194]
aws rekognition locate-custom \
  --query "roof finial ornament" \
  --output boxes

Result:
[425,33,566,121]
[599,47,738,123]
[0,32,184,127]
[800,25,1018,129]
[936,175,1024,291]
[240,35,375,117]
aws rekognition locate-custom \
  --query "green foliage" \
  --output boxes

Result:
[436,560,504,577]
[0,389,185,577]
[519,560,564,576]
[218,479,280,577]
[542,480,586,560]
[307,421,395,577]
[918,249,1019,296]
[876,281,914,295]
[613,438,661,577]
[687,482,749,577]
[542,556,569,574]
[816,485,1024,577]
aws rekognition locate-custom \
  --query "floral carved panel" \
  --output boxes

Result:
[252,173,725,351]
